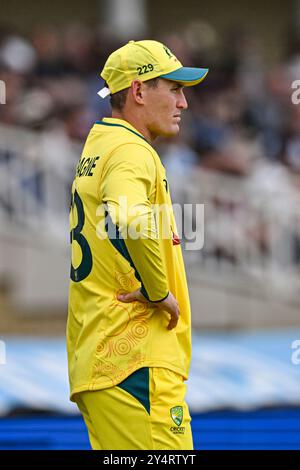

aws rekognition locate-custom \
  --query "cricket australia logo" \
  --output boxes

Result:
[170,406,185,434]
[170,406,183,426]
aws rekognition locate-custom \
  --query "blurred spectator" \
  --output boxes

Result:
[0,20,299,186]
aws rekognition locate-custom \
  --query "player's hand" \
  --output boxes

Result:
[118,290,180,330]
[155,291,180,330]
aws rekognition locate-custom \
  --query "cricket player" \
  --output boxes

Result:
[67,39,208,450]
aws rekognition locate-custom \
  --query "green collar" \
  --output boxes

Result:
[95,118,149,144]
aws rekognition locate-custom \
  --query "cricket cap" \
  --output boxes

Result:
[98,39,209,98]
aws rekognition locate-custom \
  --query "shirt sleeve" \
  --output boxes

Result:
[100,143,169,302]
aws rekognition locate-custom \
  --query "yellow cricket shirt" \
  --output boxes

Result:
[67,117,191,400]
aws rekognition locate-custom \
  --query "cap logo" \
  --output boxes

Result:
[163,46,174,59]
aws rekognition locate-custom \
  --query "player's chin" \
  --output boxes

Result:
[163,124,180,137]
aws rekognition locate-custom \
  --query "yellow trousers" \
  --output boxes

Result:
[75,367,193,450]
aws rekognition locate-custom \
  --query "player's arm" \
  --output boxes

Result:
[101,143,169,303]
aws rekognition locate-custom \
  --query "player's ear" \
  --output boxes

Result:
[131,80,144,104]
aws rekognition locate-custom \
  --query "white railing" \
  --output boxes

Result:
[0,124,80,310]
[168,166,300,307]
[0,125,80,243]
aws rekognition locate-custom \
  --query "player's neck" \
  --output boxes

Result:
[111,109,156,143]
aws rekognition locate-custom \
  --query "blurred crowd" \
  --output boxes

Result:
[1,20,300,270]
[0,21,300,177]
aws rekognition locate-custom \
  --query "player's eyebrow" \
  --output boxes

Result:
[172,83,184,90]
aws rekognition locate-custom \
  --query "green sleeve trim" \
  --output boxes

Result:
[140,288,169,303]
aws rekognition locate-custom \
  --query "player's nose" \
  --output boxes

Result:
[177,90,188,110]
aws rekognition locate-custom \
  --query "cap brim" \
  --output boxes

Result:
[160,67,209,86]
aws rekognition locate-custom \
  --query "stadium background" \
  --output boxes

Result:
[1,0,300,450]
